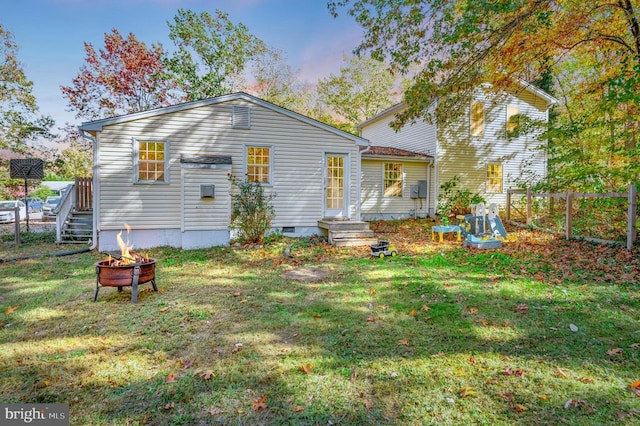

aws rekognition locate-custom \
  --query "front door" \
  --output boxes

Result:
[324,154,348,219]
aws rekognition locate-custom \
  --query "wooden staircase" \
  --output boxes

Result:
[318,220,378,247]
[60,210,93,243]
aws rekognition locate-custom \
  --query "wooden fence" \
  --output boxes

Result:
[506,183,638,250]
[75,177,92,211]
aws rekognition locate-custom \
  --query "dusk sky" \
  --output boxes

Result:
[0,0,363,128]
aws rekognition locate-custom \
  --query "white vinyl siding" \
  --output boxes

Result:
[361,159,429,217]
[182,169,230,231]
[96,100,361,231]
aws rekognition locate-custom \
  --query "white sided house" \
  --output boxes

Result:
[358,82,557,219]
[80,92,368,251]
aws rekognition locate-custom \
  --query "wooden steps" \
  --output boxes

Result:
[60,210,93,243]
[317,220,378,247]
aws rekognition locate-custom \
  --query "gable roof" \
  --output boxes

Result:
[362,146,433,161]
[79,92,369,146]
[358,80,558,130]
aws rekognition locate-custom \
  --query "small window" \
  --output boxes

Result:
[486,164,503,193]
[507,105,520,138]
[471,102,484,137]
[134,139,169,183]
[232,105,251,129]
[384,163,403,197]
[246,146,271,184]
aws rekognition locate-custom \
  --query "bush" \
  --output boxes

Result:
[438,176,485,218]
[228,173,276,244]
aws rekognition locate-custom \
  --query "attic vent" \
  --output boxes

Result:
[232,105,251,129]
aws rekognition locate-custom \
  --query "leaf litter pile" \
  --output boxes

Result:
[0,219,638,424]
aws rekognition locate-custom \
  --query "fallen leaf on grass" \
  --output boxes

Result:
[537,394,549,401]
[368,288,376,295]
[366,315,376,323]
[459,387,476,397]
[162,402,175,410]
[233,291,242,297]
[468,355,476,365]
[182,359,194,370]
[159,307,169,312]
[466,306,479,315]
[378,304,389,310]
[299,364,312,374]
[4,305,18,315]
[564,399,588,409]
[512,403,527,412]
[43,380,51,387]
[398,339,410,346]
[579,377,594,384]
[421,304,430,311]
[607,348,624,356]
[363,398,374,409]
[252,395,268,411]
[629,380,640,396]
[514,304,529,313]
[409,309,416,317]
[501,392,513,401]
[556,368,569,379]
[199,370,215,380]
[502,368,523,376]
[165,372,177,383]
[232,342,243,354]
[631,343,640,349]
[293,406,304,412]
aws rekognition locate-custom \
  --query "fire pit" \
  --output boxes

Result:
[94,225,158,303]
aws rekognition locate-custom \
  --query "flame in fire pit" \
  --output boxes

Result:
[106,224,149,266]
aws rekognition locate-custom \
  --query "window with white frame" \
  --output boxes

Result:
[506,105,520,138]
[486,163,503,193]
[246,146,271,184]
[471,102,484,137]
[384,163,403,197]
[134,139,169,183]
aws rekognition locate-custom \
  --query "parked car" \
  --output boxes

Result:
[0,200,27,223]
[42,196,61,221]
[22,197,44,212]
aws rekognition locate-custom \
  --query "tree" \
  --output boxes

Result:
[247,48,299,108]
[50,125,92,179]
[330,0,640,190]
[317,55,396,131]
[165,9,266,101]
[0,24,53,153]
[61,29,177,120]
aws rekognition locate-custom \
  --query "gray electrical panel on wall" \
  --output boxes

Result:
[410,180,428,199]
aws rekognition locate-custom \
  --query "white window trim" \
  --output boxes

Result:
[244,144,274,185]
[470,102,484,137]
[485,163,504,194]
[133,137,170,184]
[383,162,404,198]
[506,104,520,138]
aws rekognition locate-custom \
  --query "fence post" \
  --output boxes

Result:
[526,188,532,225]
[565,191,573,240]
[627,183,637,250]
[506,190,511,222]
[14,207,20,245]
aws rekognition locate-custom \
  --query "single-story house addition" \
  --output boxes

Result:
[358,81,558,219]
[79,92,369,251]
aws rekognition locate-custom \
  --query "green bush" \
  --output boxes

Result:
[228,173,276,244]
[437,176,485,218]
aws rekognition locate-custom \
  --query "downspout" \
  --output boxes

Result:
[80,129,98,251]
[426,157,434,217]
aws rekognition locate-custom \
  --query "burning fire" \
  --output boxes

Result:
[105,224,149,266]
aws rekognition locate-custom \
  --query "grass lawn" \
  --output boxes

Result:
[1,219,639,425]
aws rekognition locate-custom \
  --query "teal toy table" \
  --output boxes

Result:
[431,225,462,242]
